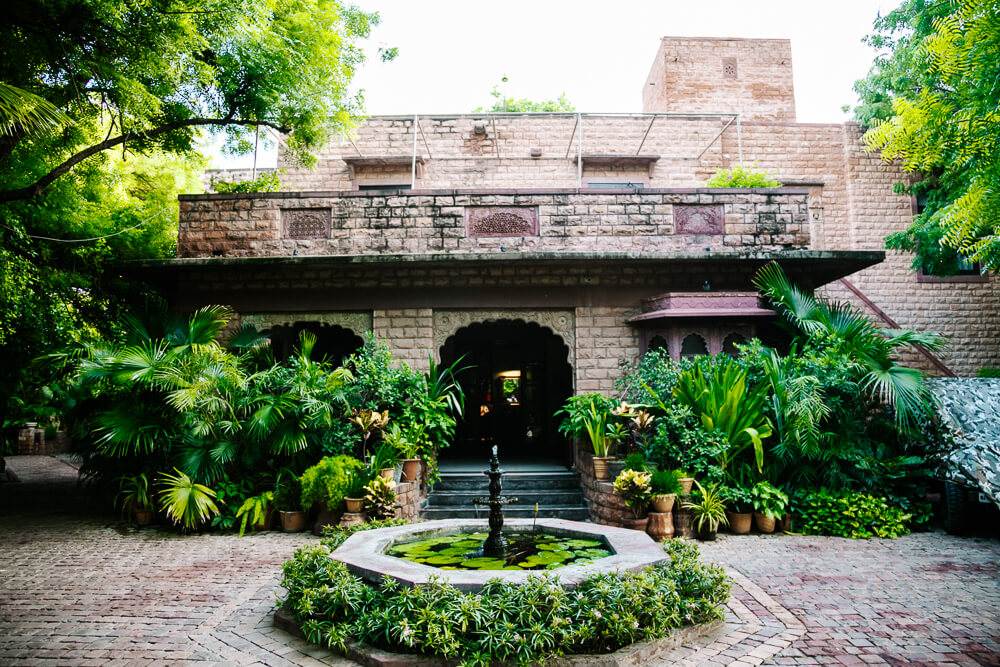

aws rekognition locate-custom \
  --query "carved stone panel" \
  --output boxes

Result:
[674,204,725,235]
[465,207,539,238]
[242,311,373,337]
[722,57,738,80]
[434,310,574,367]
[282,208,331,239]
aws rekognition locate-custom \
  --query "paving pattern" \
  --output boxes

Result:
[1,455,998,666]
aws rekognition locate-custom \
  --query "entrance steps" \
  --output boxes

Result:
[423,470,589,521]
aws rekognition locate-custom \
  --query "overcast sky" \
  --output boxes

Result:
[210,0,903,169]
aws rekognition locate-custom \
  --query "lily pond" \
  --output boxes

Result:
[386,532,613,570]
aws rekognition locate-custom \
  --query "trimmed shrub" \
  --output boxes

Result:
[793,488,911,539]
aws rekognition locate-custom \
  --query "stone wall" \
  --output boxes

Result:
[17,426,71,456]
[394,479,425,522]
[642,37,796,122]
[575,446,628,527]
[177,189,812,259]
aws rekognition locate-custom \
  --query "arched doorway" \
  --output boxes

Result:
[268,322,364,367]
[439,320,573,466]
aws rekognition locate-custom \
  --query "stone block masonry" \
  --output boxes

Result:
[177,188,812,259]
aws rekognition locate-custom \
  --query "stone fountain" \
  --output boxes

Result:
[473,445,517,556]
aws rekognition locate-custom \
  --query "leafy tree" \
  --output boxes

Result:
[854,0,1000,272]
[0,0,384,450]
[473,77,574,112]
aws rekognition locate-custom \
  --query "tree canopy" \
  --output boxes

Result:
[473,79,575,113]
[0,0,383,449]
[854,0,1000,273]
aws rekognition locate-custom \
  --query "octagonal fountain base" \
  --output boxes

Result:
[332,518,668,593]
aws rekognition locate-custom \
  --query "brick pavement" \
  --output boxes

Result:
[1,455,998,666]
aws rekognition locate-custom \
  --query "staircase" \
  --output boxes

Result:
[423,470,589,520]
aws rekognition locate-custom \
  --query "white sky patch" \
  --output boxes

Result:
[207,0,903,169]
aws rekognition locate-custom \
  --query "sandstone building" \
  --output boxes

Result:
[136,37,998,470]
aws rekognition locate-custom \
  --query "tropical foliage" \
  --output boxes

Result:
[854,0,1000,272]
[704,164,782,188]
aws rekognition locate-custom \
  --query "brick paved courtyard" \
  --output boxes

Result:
[1,455,998,666]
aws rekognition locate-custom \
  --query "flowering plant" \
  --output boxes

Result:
[363,475,397,520]
[613,468,652,518]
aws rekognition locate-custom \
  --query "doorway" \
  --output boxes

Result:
[438,320,573,466]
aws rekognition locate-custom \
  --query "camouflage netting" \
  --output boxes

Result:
[928,378,1000,508]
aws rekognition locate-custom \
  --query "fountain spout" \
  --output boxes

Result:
[473,445,518,557]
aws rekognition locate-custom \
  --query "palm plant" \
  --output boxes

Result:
[754,262,940,431]
[158,468,220,530]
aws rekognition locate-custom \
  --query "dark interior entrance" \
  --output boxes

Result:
[438,320,573,466]
[268,322,363,367]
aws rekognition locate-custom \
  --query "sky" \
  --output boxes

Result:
[210,0,903,169]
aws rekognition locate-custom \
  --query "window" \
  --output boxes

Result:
[358,184,412,192]
[680,333,708,359]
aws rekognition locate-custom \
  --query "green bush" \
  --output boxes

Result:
[792,488,911,538]
[976,366,1000,378]
[280,539,728,665]
[704,164,782,188]
[650,468,681,495]
[299,455,365,511]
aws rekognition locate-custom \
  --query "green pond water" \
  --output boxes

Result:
[386,532,613,570]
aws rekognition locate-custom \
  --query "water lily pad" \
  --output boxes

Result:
[426,555,464,565]
[565,539,602,548]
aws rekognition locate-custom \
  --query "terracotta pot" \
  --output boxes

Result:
[650,493,676,513]
[592,456,614,481]
[754,512,776,534]
[134,508,153,526]
[380,467,395,481]
[727,511,752,535]
[621,516,649,531]
[279,510,307,533]
[646,511,674,540]
[673,507,696,539]
[776,513,792,532]
[678,477,695,495]
[400,458,421,482]
[344,497,364,513]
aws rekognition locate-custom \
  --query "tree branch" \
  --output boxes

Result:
[0,117,290,203]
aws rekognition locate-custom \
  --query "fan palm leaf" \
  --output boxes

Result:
[158,468,220,530]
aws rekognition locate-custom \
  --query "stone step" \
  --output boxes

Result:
[421,505,591,521]
[433,471,581,492]
[424,489,585,507]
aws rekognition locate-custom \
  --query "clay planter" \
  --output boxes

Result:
[727,511,752,535]
[650,493,676,513]
[379,467,395,482]
[400,459,421,483]
[621,516,649,531]
[678,477,695,495]
[279,510,307,533]
[776,513,792,532]
[754,512,776,534]
[344,497,364,514]
[592,456,614,481]
[646,511,674,540]
[674,505,696,539]
[134,509,154,526]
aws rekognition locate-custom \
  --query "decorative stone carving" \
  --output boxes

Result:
[722,57,738,80]
[674,204,725,235]
[282,208,331,239]
[241,311,373,337]
[465,206,539,237]
[434,310,574,366]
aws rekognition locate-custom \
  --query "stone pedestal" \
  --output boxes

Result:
[646,511,674,540]
[339,512,366,528]
[673,498,695,539]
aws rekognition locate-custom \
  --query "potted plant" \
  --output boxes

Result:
[683,481,729,540]
[274,470,307,533]
[343,470,370,514]
[613,468,652,530]
[556,394,619,480]
[649,468,681,512]
[676,470,696,496]
[370,441,399,481]
[363,474,397,520]
[723,484,754,534]
[116,472,154,526]
[235,490,274,536]
[751,481,789,533]
[299,455,365,529]
[385,423,424,482]
[348,408,389,458]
